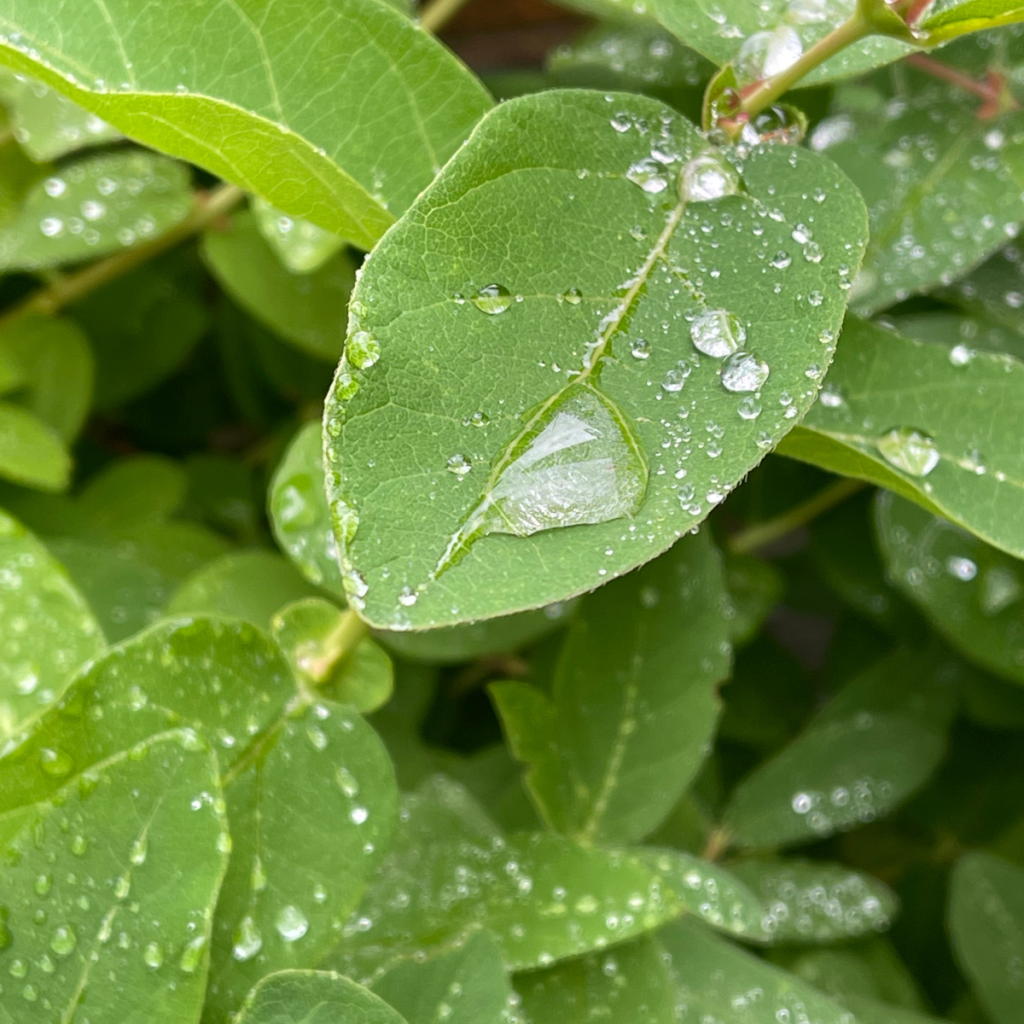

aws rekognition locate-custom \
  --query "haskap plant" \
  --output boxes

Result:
[1,0,1024,1020]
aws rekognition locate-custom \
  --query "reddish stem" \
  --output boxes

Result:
[906,53,1019,117]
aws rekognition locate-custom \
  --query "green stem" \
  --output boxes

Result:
[303,609,369,684]
[701,827,730,863]
[728,476,866,556]
[0,182,244,332]
[419,0,470,33]
[734,11,873,129]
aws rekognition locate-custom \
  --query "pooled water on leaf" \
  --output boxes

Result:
[434,381,648,575]
[877,427,940,477]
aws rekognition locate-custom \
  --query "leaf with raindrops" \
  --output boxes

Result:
[491,530,731,844]
[514,934,678,1024]
[815,59,1024,314]
[371,931,512,1024]
[203,700,398,1022]
[0,150,193,271]
[0,66,120,162]
[251,196,346,275]
[722,646,959,849]
[202,211,356,361]
[0,0,491,250]
[0,730,230,1023]
[650,0,911,85]
[779,316,1024,560]
[876,490,1024,685]
[324,89,868,628]
[659,916,861,1024]
[0,507,103,741]
[236,970,409,1024]
[948,852,1024,1024]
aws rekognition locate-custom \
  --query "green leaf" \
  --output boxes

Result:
[0,730,230,1023]
[269,422,346,598]
[0,0,492,250]
[875,490,1024,685]
[939,241,1024,347]
[236,970,408,1024]
[922,1,1024,39]
[0,129,45,225]
[0,314,93,440]
[0,66,120,161]
[724,551,784,645]
[814,70,1024,314]
[0,150,193,271]
[203,211,355,361]
[166,550,321,632]
[555,0,658,24]
[0,617,295,815]
[372,931,511,1024]
[650,0,911,84]
[722,646,957,849]
[949,852,1024,1024]
[779,316,1024,560]
[252,196,345,274]
[891,308,1024,363]
[728,859,898,943]
[514,935,677,1024]
[203,700,399,1022]
[0,507,103,739]
[0,400,69,490]
[71,253,211,409]
[491,531,730,844]
[659,917,858,1023]
[271,598,394,713]
[324,89,868,628]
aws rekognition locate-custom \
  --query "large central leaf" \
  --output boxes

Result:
[0,0,492,249]
[324,90,868,629]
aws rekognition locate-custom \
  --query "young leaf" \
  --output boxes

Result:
[0,66,120,161]
[251,196,345,275]
[203,211,355,361]
[779,316,1024,560]
[728,859,898,943]
[659,917,858,1023]
[0,150,193,270]
[324,89,868,628]
[948,853,1024,1024]
[0,507,103,739]
[650,0,911,84]
[514,935,678,1024]
[236,970,409,1024]
[203,700,399,1022]
[814,67,1024,314]
[166,551,321,631]
[876,490,1024,685]
[491,530,731,844]
[0,0,492,249]
[921,1,1024,39]
[722,646,958,849]
[0,401,70,490]
[269,421,346,599]
[372,931,512,1024]
[0,731,230,1023]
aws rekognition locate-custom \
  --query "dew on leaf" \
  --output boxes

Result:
[680,152,742,203]
[50,925,77,957]
[877,427,940,477]
[232,916,263,961]
[143,941,164,969]
[559,287,583,305]
[630,338,651,360]
[39,747,73,777]
[275,904,309,942]
[721,352,770,393]
[471,284,513,315]
[691,309,745,358]
[346,330,381,369]
[446,454,472,479]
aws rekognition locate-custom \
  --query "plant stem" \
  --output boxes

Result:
[906,52,1019,112]
[728,476,866,556]
[419,0,470,34]
[304,609,369,684]
[0,182,244,333]
[734,12,873,128]
[701,828,730,863]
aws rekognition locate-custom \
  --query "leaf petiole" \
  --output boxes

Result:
[301,608,369,684]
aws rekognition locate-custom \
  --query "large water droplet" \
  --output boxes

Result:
[346,330,380,369]
[232,916,263,961]
[626,159,669,194]
[143,941,164,969]
[436,381,648,575]
[471,284,512,315]
[721,352,770,393]
[275,905,309,942]
[39,747,73,777]
[691,310,745,358]
[50,925,77,957]
[877,427,940,477]
[680,153,742,203]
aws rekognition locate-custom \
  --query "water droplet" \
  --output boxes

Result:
[559,287,583,305]
[691,310,745,358]
[626,159,668,194]
[71,834,88,856]
[232,916,262,961]
[661,362,691,392]
[39,747,73,777]
[350,805,369,825]
[179,935,207,973]
[680,152,742,203]
[446,454,472,479]
[398,587,418,607]
[129,837,148,866]
[463,411,490,428]
[949,343,974,366]
[143,941,164,969]
[435,382,648,575]
[946,556,978,581]
[770,251,792,269]
[737,396,762,420]
[877,427,940,477]
[50,925,77,957]
[251,856,268,893]
[275,905,309,942]
[792,793,813,814]
[34,873,52,896]
[472,284,512,315]
[721,351,770,393]
[630,338,651,360]
[346,330,380,369]
[336,766,360,797]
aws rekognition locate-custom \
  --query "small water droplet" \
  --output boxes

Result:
[472,284,512,315]
[232,916,262,961]
[446,454,472,479]
[559,287,583,305]
[50,925,77,957]
[691,310,745,358]
[336,767,360,797]
[143,942,164,969]
[680,152,742,203]
[275,905,309,942]
[129,837,148,866]
[877,427,940,477]
[630,338,651,360]
[346,330,380,369]
[39,747,73,777]
[721,351,770,393]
